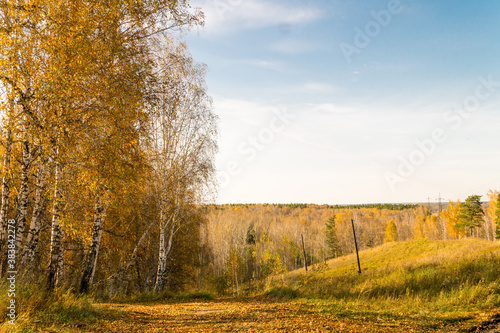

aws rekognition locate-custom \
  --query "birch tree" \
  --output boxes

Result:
[150,40,217,292]
[19,156,48,270]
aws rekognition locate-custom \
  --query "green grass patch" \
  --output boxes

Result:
[264,286,301,299]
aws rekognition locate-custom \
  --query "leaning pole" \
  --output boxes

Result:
[351,219,361,275]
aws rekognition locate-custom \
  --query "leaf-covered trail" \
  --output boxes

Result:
[61,298,476,333]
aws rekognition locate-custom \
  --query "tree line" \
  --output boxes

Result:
[224,203,418,210]
[0,0,217,296]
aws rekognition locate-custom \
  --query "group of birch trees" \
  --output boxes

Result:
[0,0,217,295]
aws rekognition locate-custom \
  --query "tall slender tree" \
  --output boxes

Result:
[325,215,339,258]
[150,41,217,292]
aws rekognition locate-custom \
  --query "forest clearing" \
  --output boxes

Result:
[3,238,500,332]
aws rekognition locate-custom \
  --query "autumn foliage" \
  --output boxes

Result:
[0,0,216,296]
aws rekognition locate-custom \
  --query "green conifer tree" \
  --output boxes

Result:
[456,195,484,237]
[325,215,339,258]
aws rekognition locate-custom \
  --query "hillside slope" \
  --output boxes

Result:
[282,239,500,303]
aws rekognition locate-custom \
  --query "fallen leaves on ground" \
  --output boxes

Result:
[31,298,489,333]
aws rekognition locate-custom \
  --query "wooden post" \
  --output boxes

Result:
[301,234,308,272]
[351,219,361,275]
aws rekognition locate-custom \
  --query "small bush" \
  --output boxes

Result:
[180,290,216,300]
[114,290,175,303]
[264,286,301,299]
[114,289,216,303]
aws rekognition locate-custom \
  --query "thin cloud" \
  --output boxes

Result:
[278,130,382,169]
[302,82,339,93]
[307,103,351,114]
[241,59,284,72]
[194,0,323,35]
[213,96,283,127]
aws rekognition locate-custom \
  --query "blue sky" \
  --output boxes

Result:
[186,0,500,204]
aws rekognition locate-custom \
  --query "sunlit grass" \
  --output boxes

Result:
[0,283,100,332]
[270,238,500,329]
[4,239,500,332]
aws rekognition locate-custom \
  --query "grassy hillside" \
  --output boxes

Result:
[262,239,500,330]
[281,239,500,302]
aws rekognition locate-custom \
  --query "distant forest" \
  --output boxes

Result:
[201,192,499,295]
[223,203,419,210]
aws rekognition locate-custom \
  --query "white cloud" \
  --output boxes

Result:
[306,102,351,114]
[193,0,323,35]
[302,82,339,93]
[240,59,284,71]
[212,96,286,129]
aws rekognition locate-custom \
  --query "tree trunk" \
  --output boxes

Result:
[154,209,178,292]
[0,127,12,276]
[20,159,48,270]
[14,139,31,252]
[80,197,105,293]
[47,161,63,292]
[154,209,167,292]
[93,216,156,289]
[485,219,491,241]
[441,217,448,240]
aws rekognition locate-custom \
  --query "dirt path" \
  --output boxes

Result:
[38,299,490,333]
[86,300,364,333]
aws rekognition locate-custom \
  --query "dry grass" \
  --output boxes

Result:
[4,239,500,332]
[268,239,500,327]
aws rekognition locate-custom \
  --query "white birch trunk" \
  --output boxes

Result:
[154,208,179,292]
[441,217,448,240]
[80,198,105,293]
[20,160,48,269]
[47,161,62,291]
[93,216,156,289]
[154,217,167,292]
[14,140,31,252]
